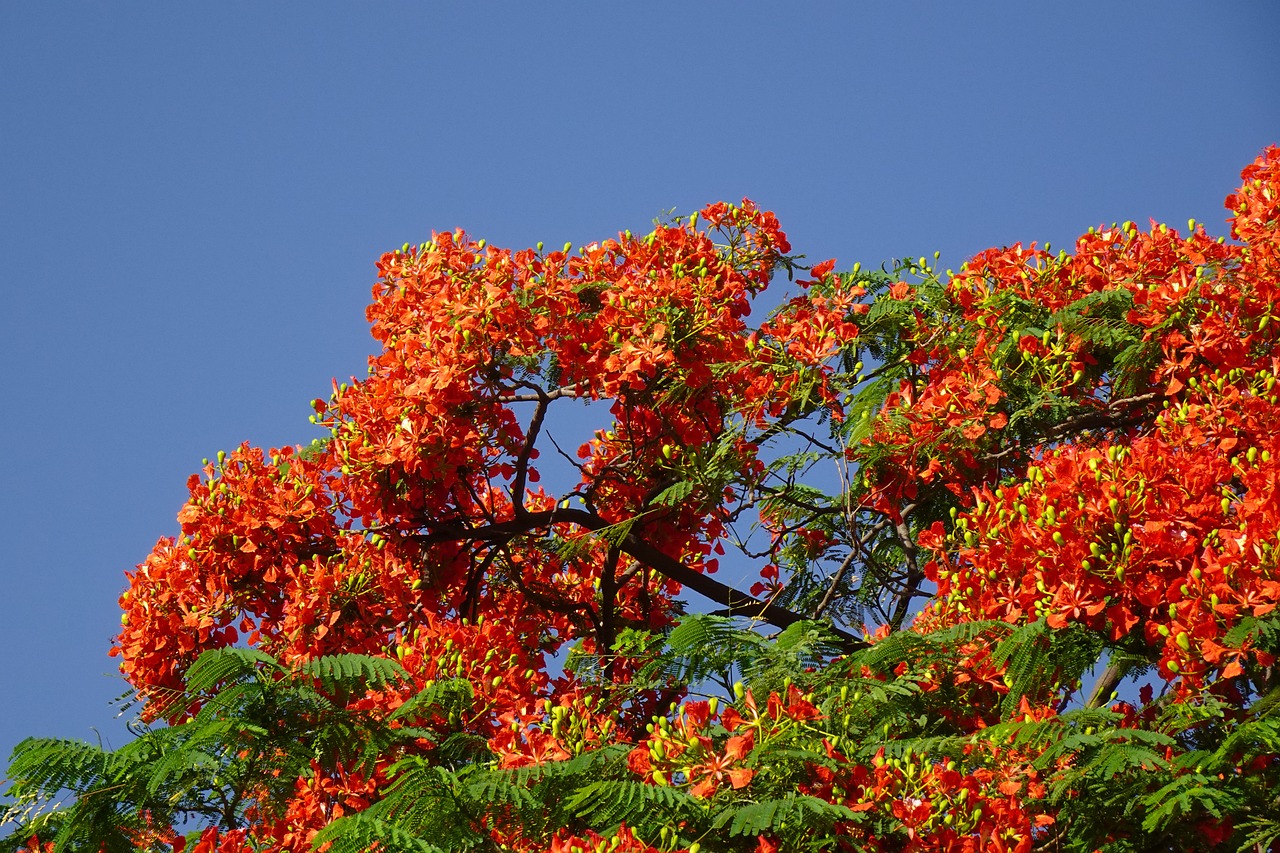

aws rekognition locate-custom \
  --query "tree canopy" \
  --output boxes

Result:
[5,148,1280,853]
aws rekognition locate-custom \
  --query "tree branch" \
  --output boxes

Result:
[811,549,858,621]
[497,384,584,404]
[887,518,922,630]
[1085,660,1127,709]
[983,393,1159,462]
[416,508,867,651]
[599,547,621,679]
[511,388,552,516]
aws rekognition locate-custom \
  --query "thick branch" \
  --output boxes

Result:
[599,547,621,679]
[887,518,923,630]
[1086,660,1127,709]
[497,385,583,404]
[983,393,1159,462]
[511,390,551,515]
[811,549,858,620]
[417,508,866,651]
[460,546,504,623]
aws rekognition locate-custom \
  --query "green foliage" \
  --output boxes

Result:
[8,610,1280,853]
[298,653,411,698]
[1,650,426,853]
[711,795,865,841]
[564,779,701,827]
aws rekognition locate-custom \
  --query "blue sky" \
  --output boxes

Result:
[2,2,1277,766]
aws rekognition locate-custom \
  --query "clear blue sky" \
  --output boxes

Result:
[2,2,1277,766]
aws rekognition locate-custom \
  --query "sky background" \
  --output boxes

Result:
[2,2,1277,770]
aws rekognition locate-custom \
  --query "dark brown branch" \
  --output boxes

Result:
[599,547,621,679]
[416,508,867,651]
[983,393,1159,462]
[511,388,551,515]
[458,477,498,526]
[460,546,504,623]
[506,562,599,636]
[887,518,922,630]
[755,484,845,516]
[811,548,859,620]
[1060,392,1158,430]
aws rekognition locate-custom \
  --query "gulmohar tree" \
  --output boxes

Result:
[6,148,1280,853]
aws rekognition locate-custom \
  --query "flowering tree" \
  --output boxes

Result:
[5,149,1280,853]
